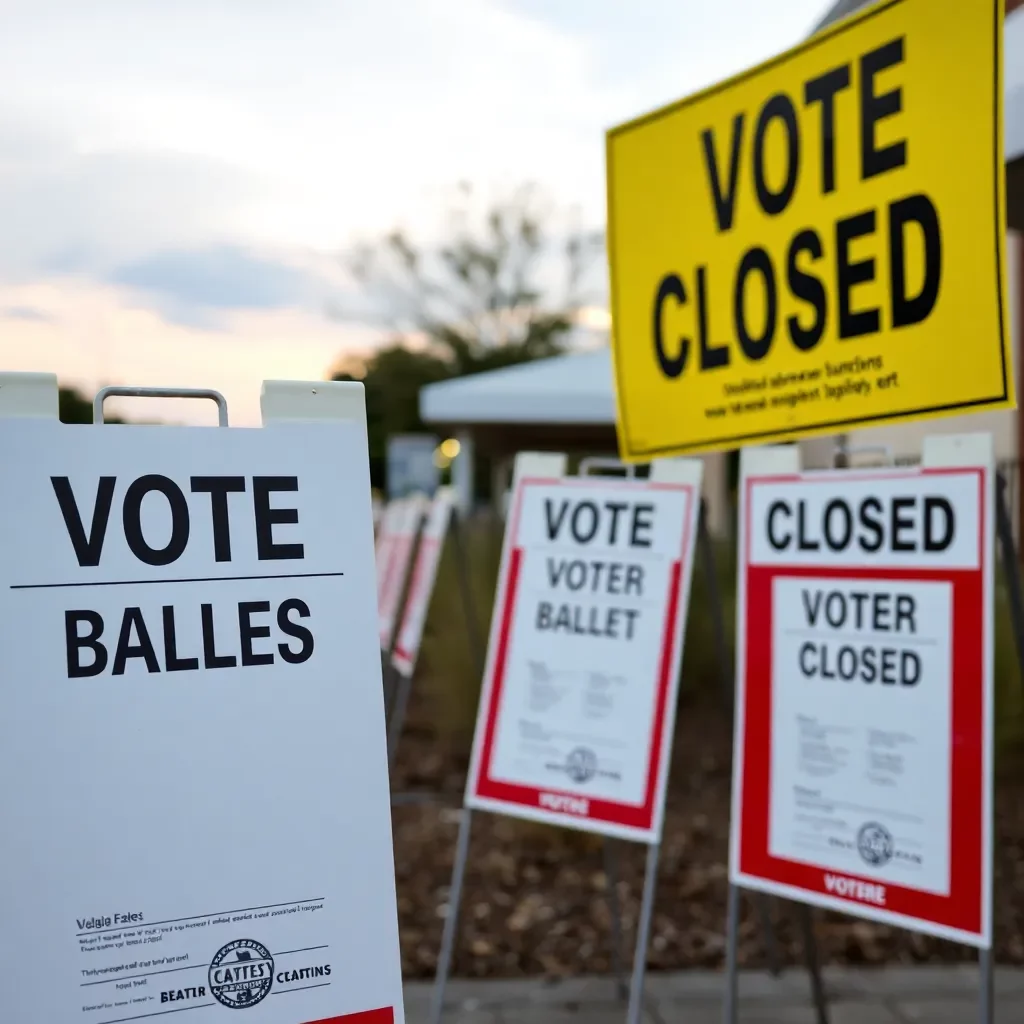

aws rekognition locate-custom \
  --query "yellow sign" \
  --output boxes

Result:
[606,0,1012,459]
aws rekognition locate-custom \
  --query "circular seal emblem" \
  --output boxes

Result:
[857,822,895,867]
[566,747,598,784]
[208,939,274,1009]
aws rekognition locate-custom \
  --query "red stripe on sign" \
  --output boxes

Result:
[302,1009,394,1024]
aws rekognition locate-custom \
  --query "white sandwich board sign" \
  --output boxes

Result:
[0,374,405,1023]
[465,459,703,843]
[730,434,994,948]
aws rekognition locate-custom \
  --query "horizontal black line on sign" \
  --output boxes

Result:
[77,898,326,936]
[11,571,345,591]
[82,963,203,987]
[97,1003,216,1024]
[272,982,331,995]
[274,945,330,956]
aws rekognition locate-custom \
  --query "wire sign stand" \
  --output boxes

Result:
[429,451,705,1024]
[725,434,1000,1024]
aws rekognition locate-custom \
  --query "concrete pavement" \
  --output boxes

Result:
[404,965,1024,1023]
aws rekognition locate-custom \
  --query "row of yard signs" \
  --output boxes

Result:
[420,436,1002,1024]
[2,367,1003,1024]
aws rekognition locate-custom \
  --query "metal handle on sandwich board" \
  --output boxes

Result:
[93,386,230,426]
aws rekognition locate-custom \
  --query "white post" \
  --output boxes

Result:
[452,429,475,516]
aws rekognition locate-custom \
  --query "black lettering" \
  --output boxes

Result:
[825,592,845,627]
[802,589,823,627]
[701,114,745,232]
[923,496,955,552]
[624,564,644,595]
[201,604,237,669]
[605,502,629,545]
[546,558,567,587]
[734,247,777,361]
[253,477,304,560]
[112,608,160,675]
[544,499,570,541]
[836,210,880,338]
[653,274,689,377]
[797,502,820,551]
[890,497,916,551]
[122,475,190,567]
[799,640,816,676]
[902,649,921,685]
[804,64,851,194]
[51,477,117,568]
[239,601,274,667]
[697,266,729,369]
[753,93,799,216]
[767,500,791,549]
[823,499,852,550]
[162,606,199,672]
[65,610,107,678]
[570,502,599,543]
[278,598,314,664]
[889,194,942,328]
[860,38,907,180]
[536,600,553,630]
[190,477,246,561]
[787,229,826,350]
[837,645,857,680]
[861,645,878,683]
[630,504,654,548]
[880,648,897,684]
[895,594,917,633]
[858,497,884,552]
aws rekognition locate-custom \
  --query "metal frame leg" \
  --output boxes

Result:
[604,840,629,1002]
[626,841,661,1024]
[797,903,829,1024]
[722,883,741,1024]
[979,948,994,1024]
[386,669,413,769]
[429,808,474,1024]
[699,503,782,976]
[450,509,486,673]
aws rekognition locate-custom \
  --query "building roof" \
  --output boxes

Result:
[419,348,616,426]
[813,1,1024,162]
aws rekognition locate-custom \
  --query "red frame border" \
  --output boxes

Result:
[467,476,696,836]
[734,466,988,940]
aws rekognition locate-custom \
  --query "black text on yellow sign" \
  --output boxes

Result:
[606,0,1012,459]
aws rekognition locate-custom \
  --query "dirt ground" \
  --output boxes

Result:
[387,691,1024,980]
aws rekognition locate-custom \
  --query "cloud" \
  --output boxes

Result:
[109,246,320,328]
[0,305,55,323]
[0,276,381,426]
[0,136,264,282]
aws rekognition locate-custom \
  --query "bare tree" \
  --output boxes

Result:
[341,181,605,374]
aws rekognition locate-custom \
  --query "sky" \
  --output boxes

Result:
[0,0,830,425]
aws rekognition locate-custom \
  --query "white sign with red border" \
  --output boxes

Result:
[392,488,454,677]
[465,453,703,843]
[729,433,994,948]
[376,494,425,651]
[374,500,403,601]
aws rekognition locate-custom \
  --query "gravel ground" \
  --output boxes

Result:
[387,693,1024,980]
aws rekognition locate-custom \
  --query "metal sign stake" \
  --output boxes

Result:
[698,500,783,977]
